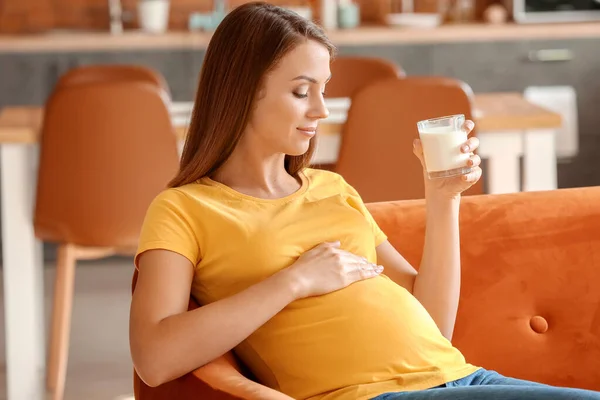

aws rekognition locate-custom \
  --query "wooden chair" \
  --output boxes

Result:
[334,76,483,203]
[56,64,171,96]
[34,80,180,400]
[313,56,405,172]
[326,55,405,99]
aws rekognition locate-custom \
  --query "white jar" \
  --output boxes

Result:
[138,0,170,34]
[320,0,338,30]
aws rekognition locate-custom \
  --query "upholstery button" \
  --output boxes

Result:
[530,316,549,334]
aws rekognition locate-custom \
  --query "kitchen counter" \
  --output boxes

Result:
[1,19,599,192]
[1,22,600,53]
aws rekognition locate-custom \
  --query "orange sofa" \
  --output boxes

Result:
[133,186,600,399]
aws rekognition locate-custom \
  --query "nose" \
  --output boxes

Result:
[307,94,329,121]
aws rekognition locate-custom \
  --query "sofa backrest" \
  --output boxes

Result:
[367,186,600,391]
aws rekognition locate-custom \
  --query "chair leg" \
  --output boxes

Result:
[46,243,77,400]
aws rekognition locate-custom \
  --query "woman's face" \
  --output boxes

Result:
[244,39,331,157]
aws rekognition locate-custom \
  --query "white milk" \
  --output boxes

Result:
[419,126,470,173]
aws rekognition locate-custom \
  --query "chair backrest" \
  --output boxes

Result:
[34,81,180,248]
[334,76,483,203]
[57,64,171,96]
[326,56,405,99]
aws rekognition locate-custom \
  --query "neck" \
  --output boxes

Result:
[212,142,301,199]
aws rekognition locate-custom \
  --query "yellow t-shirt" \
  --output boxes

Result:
[135,168,479,400]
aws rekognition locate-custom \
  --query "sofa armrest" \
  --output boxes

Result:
[185,297,291,398]
[181,299,291,399]
[132,274,290,400]
[192,353,293,400]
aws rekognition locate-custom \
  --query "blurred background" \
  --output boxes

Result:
[0,0,599,399]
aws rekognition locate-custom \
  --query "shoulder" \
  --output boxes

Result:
[147,186,194,213]
[148,180,224,210]
[150,186,190,205]
[144,181,223,226]
[137,186,205,268]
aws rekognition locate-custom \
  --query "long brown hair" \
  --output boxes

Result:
[169,2,336,188]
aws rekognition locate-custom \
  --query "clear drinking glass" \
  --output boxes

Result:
[417,114,472,179]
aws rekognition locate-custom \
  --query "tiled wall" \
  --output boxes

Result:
[0,0,316,33]
[0,0,499,33]
[0,0,307,33]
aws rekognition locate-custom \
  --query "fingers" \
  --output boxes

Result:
[462,166,482,183]
[337,251,383,281]
[413,138,422,152]
[461,136,479,153]
[462,120,475,135]
[339,251,370,265]
[413,139,426,167]
[355,262,384,280]
[413,138,424,157]
[467,154,481,168]
[321,244,384,281]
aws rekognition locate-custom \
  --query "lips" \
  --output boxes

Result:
[297,127,317,137]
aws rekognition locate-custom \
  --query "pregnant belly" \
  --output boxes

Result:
[235,276,468,399]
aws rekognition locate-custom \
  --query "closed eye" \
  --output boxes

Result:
[293,91,326,99]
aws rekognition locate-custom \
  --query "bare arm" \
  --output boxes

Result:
[376,126,479,341]
[412,194,461,341]
[129,249,297,387]
[375,241,417,292]
[130,242,381,388]
[410,127,479,341]
[193,353,294,400]
[374,194,462,341]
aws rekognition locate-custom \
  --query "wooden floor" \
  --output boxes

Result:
[0,257,136,400]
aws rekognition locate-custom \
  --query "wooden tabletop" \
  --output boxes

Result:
[473,93,562,132]
[0,93,561,144]
[2,23,600,53]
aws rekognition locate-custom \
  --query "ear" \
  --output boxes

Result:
[255,83,267,101]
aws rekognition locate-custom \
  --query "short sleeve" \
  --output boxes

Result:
[134,188,201,269]
[338,176,388,246]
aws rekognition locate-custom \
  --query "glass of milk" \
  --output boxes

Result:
[417,114,473,179]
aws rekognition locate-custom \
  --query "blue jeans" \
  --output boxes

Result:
[372,368,600,400]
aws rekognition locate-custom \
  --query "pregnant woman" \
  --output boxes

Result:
[129,3,600,400]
